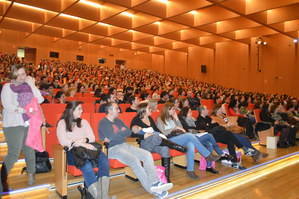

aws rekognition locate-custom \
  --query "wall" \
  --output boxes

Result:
[0,29,298,97]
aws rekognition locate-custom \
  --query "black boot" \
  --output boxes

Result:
[161,157,171,183]
[160,139,187,153]
[1,163,9,192]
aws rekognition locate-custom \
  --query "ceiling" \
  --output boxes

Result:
[0,0,298,55]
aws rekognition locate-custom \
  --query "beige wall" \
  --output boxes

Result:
[0,29,298,97]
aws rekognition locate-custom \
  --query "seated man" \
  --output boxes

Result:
[98,102,173,199]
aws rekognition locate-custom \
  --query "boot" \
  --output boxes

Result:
[28,173,35,186]
[161,157,171,183]
[99,176,117,199]
[1,163,9,192]
[206,154,221,162]
[160,139,187,153]
[88,182,98,199]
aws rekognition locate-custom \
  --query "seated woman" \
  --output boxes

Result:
[227,99,255,139]
[197,106,266,168]
[156,102,221,179]
[57,101,114,199]
[130,102,187,182]
[178,107,232,173]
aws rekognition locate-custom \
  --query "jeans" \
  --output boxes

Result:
[196,133,224,168]
[67,151,110,187]
[234,134,256,150]
[196,133,224,155]
[108,143,159,193]
[169,133,210,171]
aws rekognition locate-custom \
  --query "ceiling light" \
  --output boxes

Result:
[14,2,48,12]
[128,30,134,32]
[154,21,161,25]
[293,39,298,43]
[157,0,168,4]
[60,13,79,19]
[262,41,267,45]
[98,22,109,26]
[189,10,197,15]
[121,12,134,17]
[80,0,102,8]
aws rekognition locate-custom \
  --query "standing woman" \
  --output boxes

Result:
[1,64,44,191]
[57,101,114,199]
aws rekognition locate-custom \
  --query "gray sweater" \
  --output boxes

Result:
[98,117,132,148]
[156,117,183,136]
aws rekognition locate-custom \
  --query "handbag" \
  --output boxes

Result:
[70,142,102,168]
[21,151,52,174]
[35,151,52,173]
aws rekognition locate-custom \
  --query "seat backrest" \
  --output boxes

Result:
[247,103,255,111]
[201,99,214,112]
[119,104,131,112]
[223,104,231,116]
[91,113,107,140]
[118,112,137,127]
[192,110,199,119]
[41,104,66,126]
[253,109,262,123]
[151,111,160,122]
[82,103,95,113]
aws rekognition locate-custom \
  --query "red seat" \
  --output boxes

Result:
[201,99,214,112]
[217,143,227,148]
[91,113,106,140]
[118,112,136,127]
[109,159,127,169]
[157,104,164,111]
[253,109,262,123]
[82,103,95,113]
[119,104,131,112]
[151,111,160,122]
[192,110,199,119]
[151,153,162,161]
[169,149,185,157]
[67,166,99,177]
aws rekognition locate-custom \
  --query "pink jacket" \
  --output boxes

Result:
[25,97,44,152]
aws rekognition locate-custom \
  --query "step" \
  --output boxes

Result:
[0,130,5,142]
[2,184,51,199]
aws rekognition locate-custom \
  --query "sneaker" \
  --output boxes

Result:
[219,154,234,161]
[244,148,256,156]
[186,171,199,179]
[150,181,173,193]
[231,162,246,170]
[153,191,168,199]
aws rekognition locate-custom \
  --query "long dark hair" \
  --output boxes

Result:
[160,102,175,124]
[179,106,190,118]
[137,102,148,119]
[60,101,83,132]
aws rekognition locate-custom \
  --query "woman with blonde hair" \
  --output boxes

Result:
[156,102,220,179]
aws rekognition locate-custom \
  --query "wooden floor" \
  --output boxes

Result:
[213,162,299,199]
[2,143,299,199]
